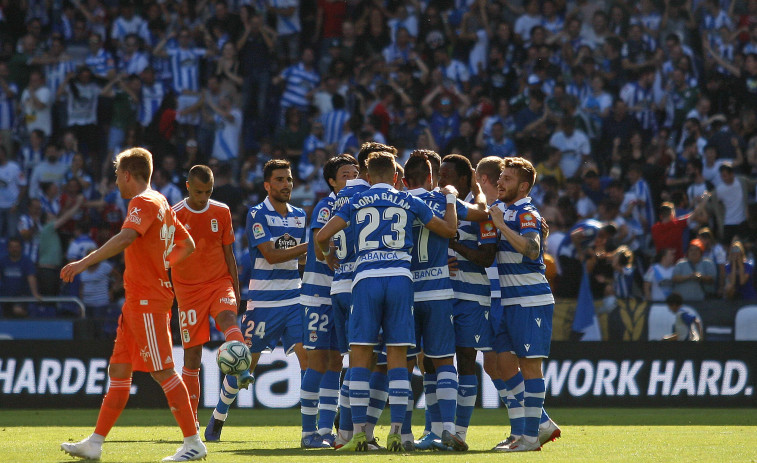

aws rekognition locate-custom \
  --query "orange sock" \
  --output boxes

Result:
[181,367,201,420]
[161,373,197,437]
[94,378,132,437]
[223,326,244,343]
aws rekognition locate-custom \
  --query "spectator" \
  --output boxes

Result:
[271,0,302,65]
[714,162,756,244]
[29,145,67,200]
[652,201,707,260]
[644,247,677,302]
[421,84,470,152]
[476,120,515,158]
[0,145,26,238]
[697,227,727,296]
[0,237,42,317]
[21,68,53,138]
[208,94,243,169]
[672,239,717,301]
[84,33,116,81]
[724,240,757,301]
[78,246,117,333]
[17,198,42,263]
[662,292,702,341]
[56,67,103,165]
[273,47,320,120]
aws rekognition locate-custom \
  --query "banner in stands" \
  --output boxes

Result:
[1,341,755,408]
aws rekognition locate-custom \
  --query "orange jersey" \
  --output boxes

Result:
[171,198,235,288]
[122,188,190,308]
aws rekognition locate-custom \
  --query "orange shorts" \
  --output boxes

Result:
[175,284,237,348]
[111,300,174,372]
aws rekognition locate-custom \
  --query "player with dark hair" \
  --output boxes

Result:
[299,154,359,448]
[60,148,205,461]
[171,165,246,431]
[205,159,309,441]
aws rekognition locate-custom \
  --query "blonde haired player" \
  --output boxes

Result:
[60,148,207,461]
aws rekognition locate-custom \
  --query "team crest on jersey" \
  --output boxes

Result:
[182,329,190,343]
[520,213,537,229]
[309,331,318,343]
[317,207,330,224]
[252,223,265,239]
[480,220,497,239]
[275,233,297,249]
[211,218,219,232]
[128,207,142,225]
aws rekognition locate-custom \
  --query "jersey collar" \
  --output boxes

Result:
[264,196,292,214]
[370,183,394,191]
[182,199,210,213]
[408,187,426,196]
[513,197,532,206]
[346,178,370,187]
[328,192,336,199]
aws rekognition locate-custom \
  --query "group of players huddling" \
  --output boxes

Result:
[59,142,559,462]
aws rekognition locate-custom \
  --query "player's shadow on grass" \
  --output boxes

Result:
[224,448,494,457]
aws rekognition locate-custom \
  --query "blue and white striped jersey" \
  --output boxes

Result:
[620,81,657,132]
[45,59,75,97]
[212,109,242,162]
[487,199,503,301]
[321,109,350,145]
[279,63,320,110]
[449,192,497,306]
[117,51,149,75]
[330,178,370,295]
[270,0,301,35]
[0,81,17,130]
[139,82,165,127]
[166,47,206,92]
[246,197,307,308]
[110,15,145,42]
[629,178,655,232]
[495,198,554,307]
[409,188,469,302]
[335,183,435,286]
[85,48,115,79]
[300,193,336,307]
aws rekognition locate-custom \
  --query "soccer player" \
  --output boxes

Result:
[299,154,359,448]
[171,165,247,427]
[205,159,308,441]
[328,142,395,450]
[403,151,489,452]
[490,157,557,452]
[317,151,458,452]
[60,148,206,461]
[439,154,495,447]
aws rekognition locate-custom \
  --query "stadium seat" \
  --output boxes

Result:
[734,306,757,341]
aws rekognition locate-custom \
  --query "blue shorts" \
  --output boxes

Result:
[413,299,455,358]
[453,299,493,351]
[349,276,415,347]
[495,303,554,358]
[302,304,339,351]
[490,297,506,352]
[331,292,351,354]
[242,305,302,355]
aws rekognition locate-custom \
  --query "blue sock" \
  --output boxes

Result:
[423,373,439,435]
[455,374,477,436]
[349,367,371,429]
[301,369,306,382]
[338,368,353,432]
[366,371,388,428]
[401,396,414,435]
[318,370,341,434]
[436,365,458,435]
[300,368,322,435]
[387,367,409,432]
[523,378,546,439]
[540,407,551,425]
[214,374,239,418]
[504,372,525,436]
[492,378,507,406]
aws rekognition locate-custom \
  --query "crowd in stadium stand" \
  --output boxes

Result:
[0,0,756,332]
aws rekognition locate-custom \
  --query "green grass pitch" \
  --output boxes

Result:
[2,408,756,462]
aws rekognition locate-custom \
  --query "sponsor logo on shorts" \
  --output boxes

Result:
[535,317,542,327]
[128,207,142,225]
[480,221,497,239]
[211,218,219,232]
[524,344,531,352]
[140,300,149,305]
[252,223,265,239]
[520,212,537,229]
[475,335,480,343]
[140,346,151,362]
[164,356,172,364]
[219,297,236,306]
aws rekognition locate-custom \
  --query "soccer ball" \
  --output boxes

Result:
[216,340,252,375]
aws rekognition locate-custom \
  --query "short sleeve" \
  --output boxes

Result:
[311,202,332,229]
[246,209,272,248]
[122,196,157,236]
[454,199,469,221]
[222,208,235,246]
[171,209,191,243]
[411,196,434,225]
[518,209,541,235]
[334,198,352,223]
